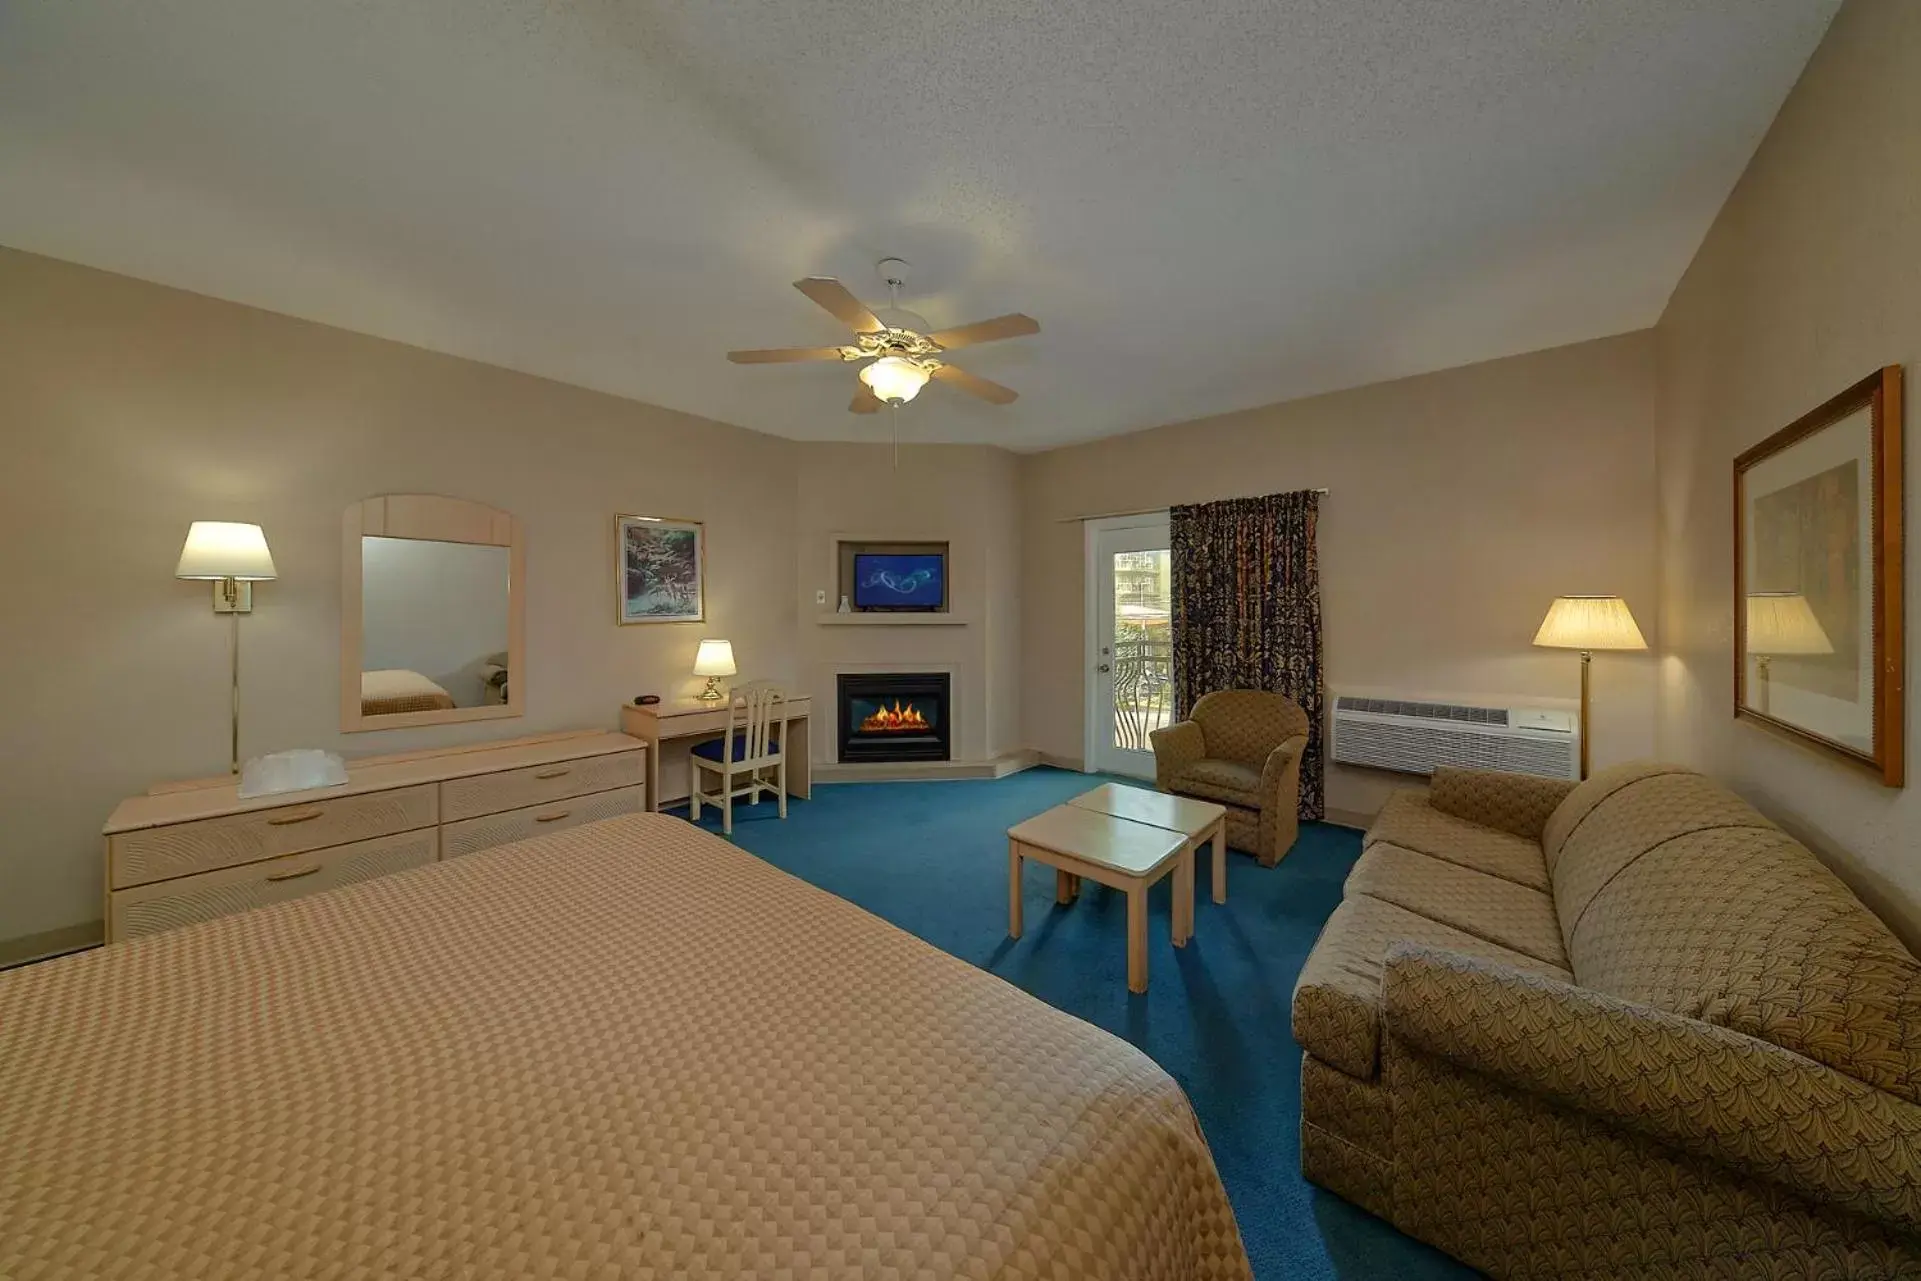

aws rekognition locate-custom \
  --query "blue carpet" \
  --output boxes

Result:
[677,768,1479,1280]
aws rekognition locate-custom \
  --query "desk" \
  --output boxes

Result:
[620,697,813,813]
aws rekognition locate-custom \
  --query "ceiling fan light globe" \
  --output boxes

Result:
[859,355,929,404]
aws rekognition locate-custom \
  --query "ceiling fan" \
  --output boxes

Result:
[727,258,1039,414]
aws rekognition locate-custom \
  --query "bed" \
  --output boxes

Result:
[0,813,1251,1279]
[360,666,458,715]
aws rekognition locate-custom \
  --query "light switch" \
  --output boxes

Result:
[815,589,827,606]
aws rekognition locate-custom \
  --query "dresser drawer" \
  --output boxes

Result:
[439,749,644,822]
[440,785,643,859]
[109,828,440,941]
[110,784,439,889]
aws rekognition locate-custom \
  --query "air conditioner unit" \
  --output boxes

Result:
[1331,694,1578,780]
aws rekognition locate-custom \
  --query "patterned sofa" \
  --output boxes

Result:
[1292,761,1921,1278]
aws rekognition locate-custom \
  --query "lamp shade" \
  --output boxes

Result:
[175,522,277,580]
[858,356,930,404]
[692,638,737,678]
[1533,596,1646,650]
[1747,592,1833,655]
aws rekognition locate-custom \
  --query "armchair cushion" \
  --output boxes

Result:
[1170,758,1262,809]
[1188,689,1310,766]
[1381,943,1921,1236]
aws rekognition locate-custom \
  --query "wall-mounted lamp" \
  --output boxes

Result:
[175,521,277,773]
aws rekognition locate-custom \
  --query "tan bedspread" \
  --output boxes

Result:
[0,813,1250,1280]
[360,667,457,715]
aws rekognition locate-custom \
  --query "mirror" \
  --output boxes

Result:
[341,495,525,731]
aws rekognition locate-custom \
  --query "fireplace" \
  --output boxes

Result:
[837,672,952,763]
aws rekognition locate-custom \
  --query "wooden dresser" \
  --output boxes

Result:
[103,731,646,942]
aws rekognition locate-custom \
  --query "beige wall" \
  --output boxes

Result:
[0,247,801,944]
[1654,0,1921,947]
[792,443,1022,765]
[1019,332,1661,820]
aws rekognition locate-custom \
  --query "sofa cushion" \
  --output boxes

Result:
[1428,767,1576,841]
[1365,792,1549,891]
[1172,758,1261,808]
[1539,760,1692,872]
[1550,770,1776,943]
[1347,843,1568,968]
[1573,825,1921,1105]
[1293,893,1573,1080]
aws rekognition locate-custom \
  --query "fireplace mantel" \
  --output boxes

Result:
[815,613,971,627]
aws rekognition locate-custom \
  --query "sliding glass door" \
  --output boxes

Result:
[1085,514,1172,777]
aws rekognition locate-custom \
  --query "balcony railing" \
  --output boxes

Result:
[1112,636,1173,751]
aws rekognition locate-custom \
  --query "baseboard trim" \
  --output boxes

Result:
[815,750,1040,784]
[1323,807,1373,832]
[0,921,103,970]
[1036,752,1087,773]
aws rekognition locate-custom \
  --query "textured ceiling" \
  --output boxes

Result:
[0,1,1836,450]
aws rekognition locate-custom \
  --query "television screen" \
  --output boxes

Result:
[853,553,945,610]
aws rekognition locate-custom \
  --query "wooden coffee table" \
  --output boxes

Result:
[1068,784,1231,904]
[1007,804,1192,994]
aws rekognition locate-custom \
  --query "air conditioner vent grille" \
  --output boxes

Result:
[1334,695,1510,726]
[1333,694,1576,781]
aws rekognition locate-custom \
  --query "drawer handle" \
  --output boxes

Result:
[534,767,572,780]
[265,864,322,882]
[266,809,326,826]
[534,810,573,824]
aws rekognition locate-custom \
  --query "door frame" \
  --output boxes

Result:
[1083,511,1172,777]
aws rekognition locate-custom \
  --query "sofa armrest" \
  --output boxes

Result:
[1381,943,1921,1235]
[1426,767,1575,840]
[1150,720,1206,791]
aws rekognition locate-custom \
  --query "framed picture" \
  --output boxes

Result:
[616,515,704,624]
[1734,366,1904,786]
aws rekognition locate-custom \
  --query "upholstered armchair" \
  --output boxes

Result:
[1151,690,1309,865]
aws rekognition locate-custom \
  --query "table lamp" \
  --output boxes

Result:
[1533,595,1646,780]
[693,638,736,703]
[175,521,278,774]
[1745,592,1832,715]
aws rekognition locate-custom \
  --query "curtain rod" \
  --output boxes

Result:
[1054,488,1329,524]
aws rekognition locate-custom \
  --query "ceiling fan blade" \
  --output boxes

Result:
[795,277,884,334]
[727,346,847,364]
[932,363,1018,405]
[850,386,883,414]
[925,313,1039,351]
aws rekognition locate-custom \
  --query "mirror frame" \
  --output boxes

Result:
[341,494,526,733]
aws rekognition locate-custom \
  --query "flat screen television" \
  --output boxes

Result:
[852,552,945,611]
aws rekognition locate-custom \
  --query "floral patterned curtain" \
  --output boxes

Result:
[1171,490,1325,820]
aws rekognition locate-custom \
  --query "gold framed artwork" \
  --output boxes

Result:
[616,515,705,624]
[1734,366,1904,786]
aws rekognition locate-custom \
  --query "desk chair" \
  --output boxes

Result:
[689,682,789,836]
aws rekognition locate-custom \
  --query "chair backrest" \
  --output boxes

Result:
[1190,689,1308,766]
[726,681,787,764]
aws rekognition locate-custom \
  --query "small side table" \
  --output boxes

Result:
[1067,783,1230,903]
[1007,804,1192,994]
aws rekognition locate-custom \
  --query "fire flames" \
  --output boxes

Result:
[859,700,931,733]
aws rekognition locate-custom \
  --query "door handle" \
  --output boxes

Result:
[1097,664,1111,673]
